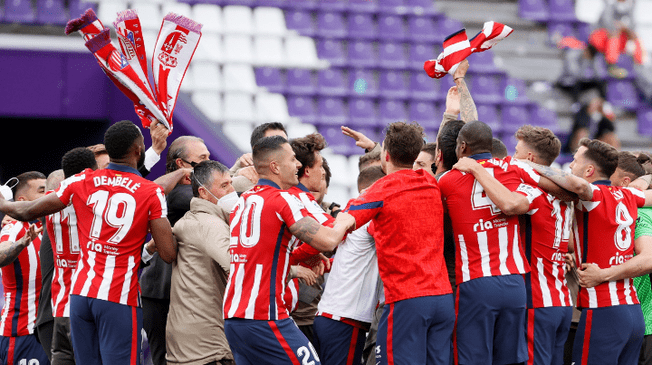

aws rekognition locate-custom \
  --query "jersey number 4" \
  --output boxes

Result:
[471,168,501,215]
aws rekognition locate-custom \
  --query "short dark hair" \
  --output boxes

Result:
[13,171,46,198]
[165,136,206,173]
[421,142,438,159]
[515,125,561,166]
[290,133,327,179]
[491,138,508,159]
[437,120,465,171]
[323,157,332,187]
[383,122,425,168]
[191,160,229,197]
[103,120,142,160]
[250,122,287,149]
[637,152,652,174]
[578,138,618,178]
[616,152,646,180]
[359,149,381,171]
[252,135,289,170]
[357,165,386,192]
[61,147,98,178]
[458,120,493,155]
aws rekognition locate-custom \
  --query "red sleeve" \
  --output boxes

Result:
[344,185,385,230]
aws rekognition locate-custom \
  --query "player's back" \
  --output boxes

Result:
[345,169,451,304]
[439,155,529,284]
[0,220,42,337]
[225,180,309,321]
[56,164,167,307]
[575,182,645,308]
[47,203,80,318]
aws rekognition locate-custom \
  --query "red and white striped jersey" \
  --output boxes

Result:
[0,220,42,337]
[522,190,574,308]
[55,164,167,307]
[46,203,80,318]
[574,181,646,308]
[439,153,538,285]
[224,179,312,321]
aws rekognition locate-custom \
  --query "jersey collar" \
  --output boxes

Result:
[593,179,612,186]
[106,163,142,177]
[257,178,281,189]
[296,183,310,192]
[469,152,493,161]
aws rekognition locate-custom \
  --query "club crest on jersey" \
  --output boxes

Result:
[158,29,188,69]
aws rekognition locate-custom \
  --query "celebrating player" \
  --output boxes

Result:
[0,120,178,365]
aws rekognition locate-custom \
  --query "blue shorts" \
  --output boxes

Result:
[69,295,142,365]
[572,305,644,365]
[376,295,455,365]
[525,306,572,365]
[0,334,50,365]
[454,275,528,365]
[313,316,367,365]
[225,318,320,365]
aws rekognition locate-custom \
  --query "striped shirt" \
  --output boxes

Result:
[46,203,80,317]
[0,220,42,337]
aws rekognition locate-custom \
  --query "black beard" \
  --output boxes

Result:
[137,150,146,170]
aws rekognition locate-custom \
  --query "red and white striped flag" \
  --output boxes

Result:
[424,21,513,79]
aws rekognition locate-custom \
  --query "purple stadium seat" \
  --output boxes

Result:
[286,69,316,95]
[348,0,378,13]
[501,77,530,105]
[468,74,502,104]
[347,12,377,40]
[318,96,348,126]
[614,54,635,79]
[477,103,502,134]
[287,95,318,124]
[576,21,592,42]
[606,79,639,111]
[406,0,441,16]
[36,0,67,25]
[548,21,576,44]
[285,9,316,37]
[501,104,530,135]
[528,105,561,133]
[69,0,96,17]
[348,40,378,68]
[379,99,408,124]
[407,15,437,44]
[408,43,440,71]
[318,69,348,97]
[500,133,518,155]
[466,50,498,73]
[349,98,379,127]
[637,106,652,136]
[349,68,379,98]
[435,18,464,44]
[4,0,35,23]
[439,74,455,95]
[319,0,348,12]
[379,0,406,14]
[410,71,440,101]
[318,125,357,155]
[317,39,347,67]
[549,0,577,22]
[255,67,285,94]
[518,0,550,22]
[408,100,440,129]
[280,0,317,10]
[379,71,409,100]
[317,11,347,39]
[377,14,407,41]
[378,42,408,70]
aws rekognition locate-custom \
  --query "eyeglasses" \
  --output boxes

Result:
[180,158,198,168]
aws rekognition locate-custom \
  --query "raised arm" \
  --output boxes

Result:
[578,235,652,287]
[453,60,478,122]
[341,126,377,152]
[0,193,66,222]
[289,212,356,252]
[153,168,192,195]
[0,223,43,268]
[453,157,531,215]
[527,161,593,201]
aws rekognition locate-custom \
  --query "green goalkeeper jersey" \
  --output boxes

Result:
[634,206,652,336]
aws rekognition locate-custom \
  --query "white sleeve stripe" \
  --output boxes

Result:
[280,192,306,224]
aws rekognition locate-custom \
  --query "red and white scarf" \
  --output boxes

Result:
[65,8,202,132]
[424,21,513,79]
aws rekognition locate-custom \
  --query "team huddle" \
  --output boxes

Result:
[1,59,652,365]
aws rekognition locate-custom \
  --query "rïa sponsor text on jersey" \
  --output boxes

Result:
[473,217,508,232]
